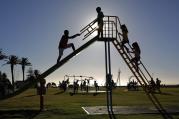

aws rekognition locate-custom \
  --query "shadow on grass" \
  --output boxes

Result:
[0,109,40,119]
[54,91,65,95]
[24,94,37,97]
[159,92,173,96]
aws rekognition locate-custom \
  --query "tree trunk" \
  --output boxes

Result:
[22,65,25,82]
[11,64,15,92]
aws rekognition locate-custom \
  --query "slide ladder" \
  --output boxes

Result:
[80,19,98,40]
[112,38,172,119]
[110,16,172,119]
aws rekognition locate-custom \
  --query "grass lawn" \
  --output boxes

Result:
[0,87,179,119]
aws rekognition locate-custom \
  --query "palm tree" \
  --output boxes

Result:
[19,58,31,82]
[5,55,19,91]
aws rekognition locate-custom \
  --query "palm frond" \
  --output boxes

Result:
[19,57,32,66]
[4,55,20,65]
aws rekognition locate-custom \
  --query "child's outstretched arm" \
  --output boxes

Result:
[69,33,81,39]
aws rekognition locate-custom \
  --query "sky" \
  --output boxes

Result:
[0,0,179,86]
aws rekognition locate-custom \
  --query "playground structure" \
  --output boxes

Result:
[0,16,173,119]
[60,75,100,95]
[127,75,139,91]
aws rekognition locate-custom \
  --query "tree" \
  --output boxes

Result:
[19,58,31,82]
[4,55,19,91]
[0,72,12,97]
[0,71,2,80]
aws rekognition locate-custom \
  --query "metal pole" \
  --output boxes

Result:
[115,17,117,39]
[112,22,113,38]
[105,40,110,112]
[40,81,44,111]
[103,16,116,119]
[108,40,113,112]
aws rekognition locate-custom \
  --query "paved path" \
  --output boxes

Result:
[82,106,179,115]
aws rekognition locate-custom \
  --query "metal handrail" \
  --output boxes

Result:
[80,16,121,38]
[80,18,97,34]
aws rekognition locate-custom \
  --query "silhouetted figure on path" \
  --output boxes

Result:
[80,81,83,91]
[57,30,80,63]
[130,42,141,72]
[95,7,104,38]
[94,81,99,92]
[156,78,161,93]
[119,24,129,52]
[73,80,79,94]
[62,80,67,92]
[149,78,156,92]
[83,80,86,91]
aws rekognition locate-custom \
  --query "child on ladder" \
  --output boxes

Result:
[57,30,80,63]
[129,42,141,72]
[119,24,129,53]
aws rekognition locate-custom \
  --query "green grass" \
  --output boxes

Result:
[0,87,179,119]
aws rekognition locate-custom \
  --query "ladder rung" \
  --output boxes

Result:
[116,46,122,50]
[90,25,94,30]
[87,29,90,33]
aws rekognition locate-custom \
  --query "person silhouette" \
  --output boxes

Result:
[156,78,161,93]
[94,80,99,92]
[95,7,104,38]
[57,30,80,63]
[130,42,141,72]
[150,78,156,92]
[119,24,129,52]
